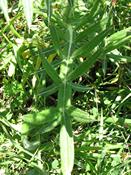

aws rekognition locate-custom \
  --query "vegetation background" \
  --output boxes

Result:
[0,0,131,174]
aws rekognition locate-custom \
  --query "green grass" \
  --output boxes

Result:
[0,0,131,174]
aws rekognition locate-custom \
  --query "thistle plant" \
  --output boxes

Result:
[0,0,131,174]
[21,1,131,174]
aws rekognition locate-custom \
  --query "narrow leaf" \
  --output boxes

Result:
[45,0,52,24]
[88,0,101,19]
[72,29,110,59]
[22,0,33,30]
[60,114,74,175]
[67,106,96,123]
[71,83,92,92]
[107,54,131,63]
[40,53,61,84]
[76,0,100,29]
[0,0,9,22]
[68,49,102,81]
[105,35,131,53]
[58,83,74,175]
[105,27,131,52]
[76,17,109,42]
[39,83,59,97]
[106,27,131,42]
[49,24,63,56]
[105,117,131,127]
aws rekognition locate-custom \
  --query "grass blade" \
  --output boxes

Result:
[45,0,52,24]
[107,54,131,63]
[105,117,131,127]
[0,0,9,22]
[22,0,33,30]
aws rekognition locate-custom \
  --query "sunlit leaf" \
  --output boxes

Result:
[60,114,74,175]
[0,0,9,22]
[107,53,131,63]
[22,0,33,30]
[67,106,96,123]
[105,27,131,52]
[8,62,15,77]
[21,107,61,135]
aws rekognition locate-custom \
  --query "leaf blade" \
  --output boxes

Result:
[67,106,96,123]
[58,83,74,175]
[72,29,110,59]
[22,0,33,30]
[60,114,74,175]
[68,49,102,81]
[105,27,131,52]
[40,53,61,84]
[0,0,9,22]
[21,107,61,135]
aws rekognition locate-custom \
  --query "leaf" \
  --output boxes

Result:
[76,17,109,42]
[58,83,74,174]
[22,0,33,30]
[76,0,101,29]
[60,114,74,175]
[107,53,131,63]
[40,53,61,84]
[21,107,61,135]
[105,117,131,127]
[68,28,111,81]
[8,62,16,77]
[68,49,102,81]
[39,83,59,97]
[36,115,61,135]
[71,83,92,92]
[71,29,110,59]
[107,27,131,42]
[0,0,9,22]
[105,27,131,52]
[67,106,96,123]
[45,0,52,24]
[49,24,63,57]
[68,0,74,6]
[48,53,57,63]
[58,83,72,108]
[88,0,101,20]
